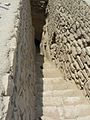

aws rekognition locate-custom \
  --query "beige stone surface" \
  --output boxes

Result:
[43,0,90,98]
[35,54,90,120]
[0,0,90,120]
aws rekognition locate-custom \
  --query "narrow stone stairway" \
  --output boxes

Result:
[35,53,90,120]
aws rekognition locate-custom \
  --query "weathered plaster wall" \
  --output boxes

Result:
[43,0,90,97]
[0,0,36,120]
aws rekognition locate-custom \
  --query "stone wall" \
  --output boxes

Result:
[43,0,90,97]
[0,0,36,120]
[31,0,48,41]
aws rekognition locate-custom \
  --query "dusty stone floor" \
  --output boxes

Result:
[35,53,90,120]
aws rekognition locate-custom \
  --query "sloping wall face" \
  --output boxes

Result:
[43,0,90,97]
[0,0,36,120]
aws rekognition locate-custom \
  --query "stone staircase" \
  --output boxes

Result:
[35,53,90,120]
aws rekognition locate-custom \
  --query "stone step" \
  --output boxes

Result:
[36,96,88,106]
[62,96,89,106]
[40,115,90,120]
[36,96,63,106]
[62,104,90,119]
[36,77,64,84]
[41,116,58,120]
[36,67,61,73]
[36,106,59,119]
[77,115,90,120]
[36,89,84,98]
[36,81,77,92]
[36,105,90,119]
[36,62,56,69]
[52,89,83,97]
[36,54,90,120]
[36,69,63,78]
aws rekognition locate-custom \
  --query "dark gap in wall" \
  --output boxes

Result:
[30,1,48,120]
[35,38,41,52]
[87,41,90,46]
[51,32,57,44]
[30,0,48,45]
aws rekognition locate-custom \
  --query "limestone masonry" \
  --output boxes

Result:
[0,0,90,120]
[43,0,90,97]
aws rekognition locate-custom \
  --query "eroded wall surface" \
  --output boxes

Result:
[0,0,35,120]
[43,0,90,97]
[31,0,48,41]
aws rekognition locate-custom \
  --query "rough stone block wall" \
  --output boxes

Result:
[0,0,36,120]
[31,0,48,41]
[43,0,90,97]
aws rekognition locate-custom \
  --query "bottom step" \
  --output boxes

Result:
[41,116,58,120]
[77,116,90,120]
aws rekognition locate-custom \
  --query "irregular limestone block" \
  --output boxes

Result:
[78,70,85,82]
[86,46,90,56]
[76,28,82,37]
[80,54,86,64]
[78,78,85,88]
[73,59,80,71]
[73,40,78,47]
[76,46,82,55]
[82,38,87,47]
[75,70,79,79]
[85,80,90,95]
[76,21,80,29]
[72,46,77,58]
[72,23,77,32]
[86,35,90,43]
[77,39,83,48]
[84,63,90,77]
[70,55,75,63]
[77,56,84,69]
[86,55,90,66]
[70,63,75,73]
[66,43,71,53]
[69,34,75,41]
[81,48,86,56]
[67,54,72,63]
[63,36,67,43]
[82,69,89,82]
[70,28,75,34]
[80,21,84,28]
[70,71,76,80]
[74,32,78,39]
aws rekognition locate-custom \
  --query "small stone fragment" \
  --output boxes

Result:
[4,3,11,6]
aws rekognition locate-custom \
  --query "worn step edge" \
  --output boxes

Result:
[36,82,78,91]
[36,89,84,97]
[36,77,64,84]
[36,105,90,118]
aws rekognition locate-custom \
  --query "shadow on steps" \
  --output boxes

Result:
[35,52,44,120]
